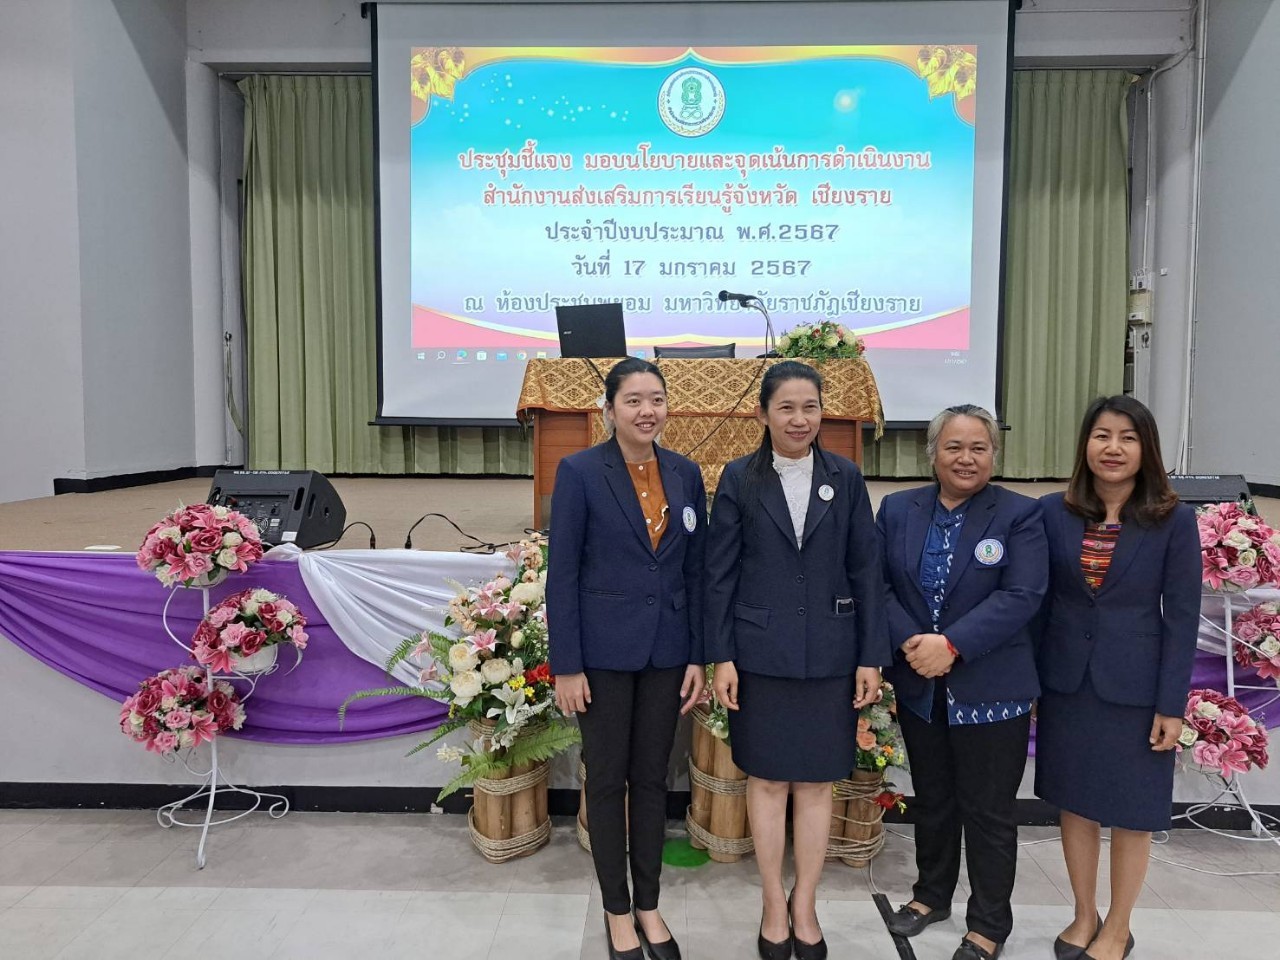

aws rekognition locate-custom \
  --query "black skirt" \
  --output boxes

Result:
[1035,672,1176,831]
[728,671,855,782]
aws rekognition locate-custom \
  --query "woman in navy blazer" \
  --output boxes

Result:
[877,405,1048,960]
[706,362,889,960]
[1035,396,1200,960]
[547,357,706,960]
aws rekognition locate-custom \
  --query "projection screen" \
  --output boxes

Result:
[372,1,1014,425]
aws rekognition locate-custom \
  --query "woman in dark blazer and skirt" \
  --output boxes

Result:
[877,404,1048,960]
[1035,396,1201,960]
[706,361,890,960]
[547,357,707,960]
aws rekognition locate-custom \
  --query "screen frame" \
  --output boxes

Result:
[366,0,1019,429]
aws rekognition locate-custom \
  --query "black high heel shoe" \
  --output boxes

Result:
[788,891,827,960]
[605,912,644,960]
[757,902,792,960]
[633,911,681,960]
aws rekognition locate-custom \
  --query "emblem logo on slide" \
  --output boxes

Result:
[658,67,725,137]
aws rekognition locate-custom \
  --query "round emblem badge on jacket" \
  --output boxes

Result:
[975,538,1004,564]
[682,505,697,532]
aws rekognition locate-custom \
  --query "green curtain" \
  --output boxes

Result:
[240,71,1128,479]
[999,70,1132,477]
[865,69,1132,479]
[239,75,531,474]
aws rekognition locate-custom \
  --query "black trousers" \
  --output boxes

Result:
[578,666,685,915]
[897,680,1031,944]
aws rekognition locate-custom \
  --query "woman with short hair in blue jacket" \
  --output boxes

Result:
[1035,396,1201,960]
[706,361,890,960]
[547,357,707,960]
[877,404,1048,960]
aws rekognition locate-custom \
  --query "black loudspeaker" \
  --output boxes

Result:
[206,470,347,548]
[1169,474,1252,509]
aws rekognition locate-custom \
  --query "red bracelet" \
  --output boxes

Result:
[945,639,961,659]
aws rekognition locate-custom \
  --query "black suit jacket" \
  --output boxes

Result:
[704,447,891,678]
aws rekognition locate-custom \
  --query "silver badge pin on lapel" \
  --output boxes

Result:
[818,484,835,501]
[682,505,697,532]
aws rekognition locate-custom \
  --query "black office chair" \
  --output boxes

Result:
[653,343,736,359]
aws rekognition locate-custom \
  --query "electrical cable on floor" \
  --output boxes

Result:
[402,512,531,554]
[308,521,376,550]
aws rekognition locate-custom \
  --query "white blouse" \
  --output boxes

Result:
[771,449,813,548]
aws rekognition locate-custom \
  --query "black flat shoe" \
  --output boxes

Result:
[951,938,1002,960]
[1054,912,1102,960]
[1082,930,1135,960]
[605,912,643,960]
[787,891,827,960]
[633,912,681,960]
[885,903,952,938]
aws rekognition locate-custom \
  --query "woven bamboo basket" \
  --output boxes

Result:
[685,705,753,862]
[467,720,551,863]
[826,769,886,867]
[575,758,629,853]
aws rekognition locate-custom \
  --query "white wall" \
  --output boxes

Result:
[1190,0,1280,487]
[74,0,196,480]
[0,0,198,503]
[188,61,229,469]
[187,0,369,68]
[0,0,89,502]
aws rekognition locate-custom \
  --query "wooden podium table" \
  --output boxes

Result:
[516,357,885,528]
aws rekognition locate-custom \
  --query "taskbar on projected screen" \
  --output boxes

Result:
[409,347,977,367]
[411,347,669,364]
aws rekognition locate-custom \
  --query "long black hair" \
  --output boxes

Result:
[1064,395,1178,526]
[738,361,824,528]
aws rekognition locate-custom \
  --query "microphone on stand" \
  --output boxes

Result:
[718,290,777,357]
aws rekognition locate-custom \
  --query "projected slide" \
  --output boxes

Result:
[410,45,975,354]
[375,2,1011,424]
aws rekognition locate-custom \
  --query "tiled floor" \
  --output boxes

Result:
[0,809,1277,959]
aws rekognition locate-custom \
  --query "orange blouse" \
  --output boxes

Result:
[626,460,669,550]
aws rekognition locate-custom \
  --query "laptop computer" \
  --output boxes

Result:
[555,303,628,358]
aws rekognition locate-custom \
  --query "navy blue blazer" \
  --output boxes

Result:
[1037,493,1201,718]
[546,438,706,675]
[703,447,891,678]
[877,483,1048,706]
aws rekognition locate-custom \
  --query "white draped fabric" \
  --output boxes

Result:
[266,546,1279,697]
[267,544,516,686]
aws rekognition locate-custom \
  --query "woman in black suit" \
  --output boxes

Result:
[547,357,707,960]
[705,361,889,960]
[1035,396,1201,960]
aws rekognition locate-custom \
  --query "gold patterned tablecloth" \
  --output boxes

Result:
[517,358,884,494]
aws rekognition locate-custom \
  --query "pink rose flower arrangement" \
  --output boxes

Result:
[136,503,264,588]
[1232,601,1280,683]
[1197,502,1280,593]
[191,588,308,673]
[119,666,245,755]
[1178,688,1270,778]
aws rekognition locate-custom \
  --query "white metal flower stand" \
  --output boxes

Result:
[1183,590,1280,843]
[157,585,289,868]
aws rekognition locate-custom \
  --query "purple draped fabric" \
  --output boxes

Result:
[0,551,446,744]
[0,551,1274,749]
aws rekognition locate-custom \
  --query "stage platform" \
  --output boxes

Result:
[1,475,1276,554]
